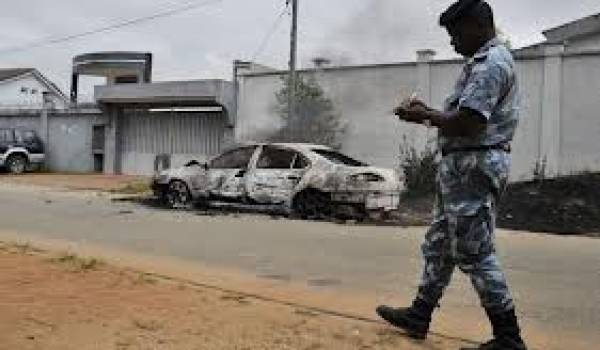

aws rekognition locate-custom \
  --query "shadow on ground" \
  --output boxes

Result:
[112,196,424,228]
[112,173,600,237]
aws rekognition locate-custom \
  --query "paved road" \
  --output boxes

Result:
[0,184,598,349]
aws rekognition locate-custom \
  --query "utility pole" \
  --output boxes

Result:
[287,0,298,127]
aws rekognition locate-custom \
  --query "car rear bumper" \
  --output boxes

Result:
[330,191,400,211]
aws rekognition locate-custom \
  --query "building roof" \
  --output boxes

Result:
[0,68,35,82]
[0,68,68,103]
[543,12,600,43]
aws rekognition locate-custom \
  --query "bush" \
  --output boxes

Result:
[398,137,438,198]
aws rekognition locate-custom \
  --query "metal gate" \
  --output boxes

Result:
[119,108,226,174]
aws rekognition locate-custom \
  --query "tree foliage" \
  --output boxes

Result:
[269,74,347,150]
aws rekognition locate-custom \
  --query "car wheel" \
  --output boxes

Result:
[292,189,331,220]
[166,180,192,209]
[6,154,28,174]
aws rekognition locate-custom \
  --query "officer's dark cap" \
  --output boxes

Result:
[439,0,487,27]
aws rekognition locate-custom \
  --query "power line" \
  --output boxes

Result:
[251,4,291,61]
[0,0,223,56]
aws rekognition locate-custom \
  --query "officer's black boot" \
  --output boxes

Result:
[375,298,435,339]
[462,308,527,350]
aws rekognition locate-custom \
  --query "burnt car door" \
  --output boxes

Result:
[206,145,258,200]
[245,146,310,204]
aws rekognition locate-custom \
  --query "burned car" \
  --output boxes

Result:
[151,143,402,218]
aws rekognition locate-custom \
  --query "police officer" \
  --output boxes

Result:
[376,1,527,349]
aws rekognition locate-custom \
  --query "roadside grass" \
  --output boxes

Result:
[50,252,103,272]
[112,180,151,195]
[0,242,45,255]
[134,272,158,285]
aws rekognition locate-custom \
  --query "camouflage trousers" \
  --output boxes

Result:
[416,150,514,314]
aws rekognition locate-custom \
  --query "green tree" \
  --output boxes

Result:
[270,75,347,150]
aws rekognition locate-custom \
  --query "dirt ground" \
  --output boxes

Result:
[0,173,148,194]
[0,242,464,350]
[497,173,600,235]
[399,173,600,236]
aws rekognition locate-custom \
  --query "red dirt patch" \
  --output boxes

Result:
[0,243,463,350]
[0,173,148,193]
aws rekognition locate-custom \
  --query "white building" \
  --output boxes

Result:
[0,68,68,109]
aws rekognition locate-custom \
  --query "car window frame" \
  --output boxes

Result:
[209,145,258,169]
[14,129,37,144]
[291,152,310,169]
[312,149,368,167]
[256,146,302,170]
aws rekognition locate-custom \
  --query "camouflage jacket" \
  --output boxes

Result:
[440,37,519,151]
[436,38,520,218]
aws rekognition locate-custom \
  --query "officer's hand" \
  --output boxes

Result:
[394,105,429,124]
[406,98,430,110]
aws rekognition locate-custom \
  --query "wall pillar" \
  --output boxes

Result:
[104,106,119,174]
[40,92,51,171]
[540,43,564,176]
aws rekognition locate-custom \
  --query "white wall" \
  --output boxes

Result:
[47,114,103,173]
[237,47,600,182]
[511,59,545,180]
[560,54,600,173]
[238,64,420,168]
[566,34,600,53]
[0,73,66,109]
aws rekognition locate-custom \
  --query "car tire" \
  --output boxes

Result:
[166,180,193,209]
[292,189,331,220]
[6,154,28,174]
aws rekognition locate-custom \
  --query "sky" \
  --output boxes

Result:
[1,0,599,100]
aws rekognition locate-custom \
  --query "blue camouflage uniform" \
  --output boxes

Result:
[417,37,520,315]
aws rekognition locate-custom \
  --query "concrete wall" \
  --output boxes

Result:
[0,114,39,132]
[238,64,420,168]
[0,110,106,173]
[0,73,66,109]
[511,59,545,179]
[237,46,600,181]
[47,113,107,173]
[95,80,236,126]
[560,54,600,173]
[565,34,600,52]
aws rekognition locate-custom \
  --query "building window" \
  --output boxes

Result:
[31,89,38,95]
[20,87,28,93]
